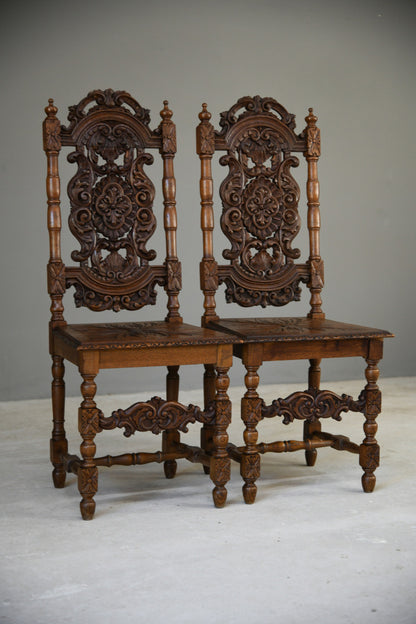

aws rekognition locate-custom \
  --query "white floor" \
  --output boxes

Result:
[1,377,415,624]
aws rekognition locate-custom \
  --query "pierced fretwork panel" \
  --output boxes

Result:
[217,97,307,308]
[63,90,164,311]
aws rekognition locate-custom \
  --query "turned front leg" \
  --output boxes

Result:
[241,364,262,504]
[163,365,180,479]
[50,355,68,487]
[211,366,231,508]
[78,372,99,520]
[201,363,216,475]
[360,357,381,493]
[304,358,322,467]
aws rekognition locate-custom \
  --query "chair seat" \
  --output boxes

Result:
[54,321,239,351]
[207,317,393,343]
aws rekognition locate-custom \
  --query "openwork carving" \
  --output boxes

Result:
[218,98,305,307]
[63,90,163,311]
[64,89,151,133]
[218,95,297,134]
[261,389,366,425]
[99,397,216,436]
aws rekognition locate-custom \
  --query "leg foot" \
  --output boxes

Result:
[242,483,257,505]
[213,485,227,508]
[80,498,96,521]
[163,460,177,479]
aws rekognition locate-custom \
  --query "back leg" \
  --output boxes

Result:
[163,365,180,479]
[304,358,321,467]
[201,364,216,474]
[50,355,68,488]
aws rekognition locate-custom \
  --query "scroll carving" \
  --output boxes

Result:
[63,91,164,311]
[218,95,297,134]
[64,89,151,133]
[261,389,366,425]
[218,122,304,306]
[99,397,216,436]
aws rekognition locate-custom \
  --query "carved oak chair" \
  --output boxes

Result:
[197,96,393,504]
[43,89,236,519]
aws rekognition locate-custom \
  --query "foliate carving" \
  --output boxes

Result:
[78,466,98,496]
[66,111,161,310]
[308,258,324,290]
[161,121,177,154]
[200,258,218,291]
[99,397,216,436]
[241,453,260,480]
[219,95,296,134]
[211,457,231,485]
[223,278,302,308]
[47,262,66,295]
[219,128,302,306]
[64,89,151,133]
[241,397,263,425]
[43,116,61,151]
[198,123,215,155]
[359,444,380,472]
[365,389,382,416]
[215,400,232,427]
[306,126,321,157]
[166,259,182,292]
[79,407,102,435]
[261,389,366,425]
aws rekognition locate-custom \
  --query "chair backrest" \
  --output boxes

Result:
[43,89,182,328]
[197,95,325,323]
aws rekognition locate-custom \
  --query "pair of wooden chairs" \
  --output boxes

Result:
[43,89,392,519]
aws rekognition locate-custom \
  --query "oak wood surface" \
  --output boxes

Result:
[197,95,393,504]
[44,90,237,519]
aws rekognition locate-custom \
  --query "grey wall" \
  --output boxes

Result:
[1,0,415,400]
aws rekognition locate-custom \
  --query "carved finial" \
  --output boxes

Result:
[45,98,58,117]
[305,107,318,126]
[160,100,173,121]
[199,103,211,122]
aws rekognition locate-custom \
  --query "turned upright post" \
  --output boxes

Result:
[197,104,219,324]
[43,99,66,329]
[305,108,325,320]
[160,101,182,323]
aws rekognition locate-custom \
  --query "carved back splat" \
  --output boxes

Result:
[197,95,324,318]
[44,90,181,319]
